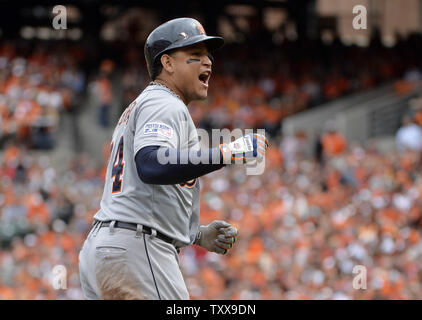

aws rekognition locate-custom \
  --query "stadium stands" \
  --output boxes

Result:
[0,14,422,300]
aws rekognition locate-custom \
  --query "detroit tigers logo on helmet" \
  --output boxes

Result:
[195,22,206,35]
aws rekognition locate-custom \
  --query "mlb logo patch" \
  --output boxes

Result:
[144,122,173,139]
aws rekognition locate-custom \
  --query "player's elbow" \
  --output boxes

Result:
[137,164,170,185]
[135,158,156,184]
[136,167,154,184]
[135,147,163,184]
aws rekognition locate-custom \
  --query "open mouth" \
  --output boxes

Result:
[198,71,211,86]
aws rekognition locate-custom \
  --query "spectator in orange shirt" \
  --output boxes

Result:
[322,122,347,156]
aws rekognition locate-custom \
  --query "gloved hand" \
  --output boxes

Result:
[194,220,239,255]
[219,133,269,164]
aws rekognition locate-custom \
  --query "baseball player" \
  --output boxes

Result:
[78,17,268,300]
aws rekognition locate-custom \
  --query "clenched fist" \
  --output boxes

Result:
[194,220,238,255]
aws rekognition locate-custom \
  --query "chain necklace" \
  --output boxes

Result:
[149,81,183,102]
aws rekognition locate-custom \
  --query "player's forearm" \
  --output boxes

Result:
[135,146,225,185]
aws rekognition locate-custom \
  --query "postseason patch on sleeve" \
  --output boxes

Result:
[143,122,173,139]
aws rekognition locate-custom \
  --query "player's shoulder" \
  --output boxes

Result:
[134,84,188,119]
[142,84,186,109]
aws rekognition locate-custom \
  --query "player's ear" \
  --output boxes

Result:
[160,53,175,74]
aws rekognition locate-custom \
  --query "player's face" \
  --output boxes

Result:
[171,43,212,103]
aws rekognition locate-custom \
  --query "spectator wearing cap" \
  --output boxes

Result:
[395,115,422,152]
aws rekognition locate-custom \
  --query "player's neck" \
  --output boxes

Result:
[154,78,189,105]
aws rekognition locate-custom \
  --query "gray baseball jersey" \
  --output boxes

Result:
[94,84,200,248]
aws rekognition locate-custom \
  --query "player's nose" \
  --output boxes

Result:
[203,53,212,68]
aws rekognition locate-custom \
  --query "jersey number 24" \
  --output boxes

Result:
[111,136,125,194]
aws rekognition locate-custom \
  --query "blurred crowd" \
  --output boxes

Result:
[0,146,102,299]
[1,33,421,148]
[117,34,422,137]
[0,42,86,150]
[180,107,422,300]
[0,33,422,299]
[1,98,422,299]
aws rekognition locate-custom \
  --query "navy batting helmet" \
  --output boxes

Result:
[144,18,224,79]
